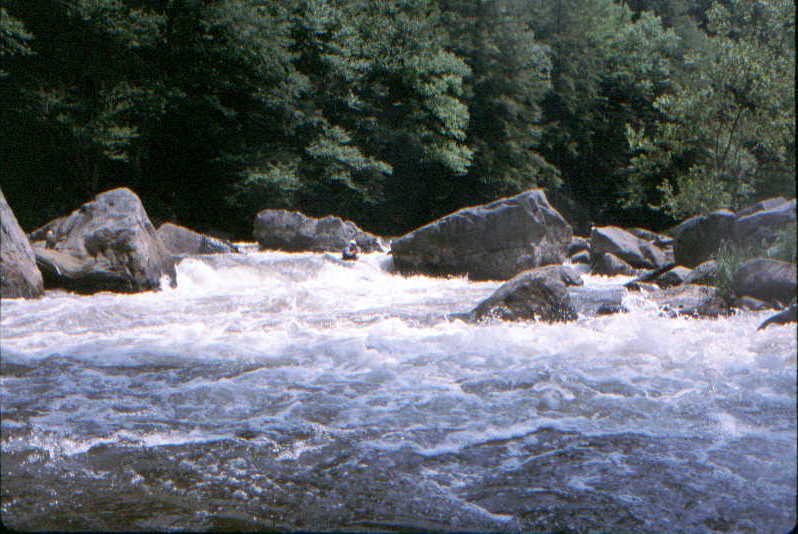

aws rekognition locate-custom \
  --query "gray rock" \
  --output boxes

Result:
[629,227,673,247]
[734,296,773,311]
[467,265,582,322]
[157,223,238,255]
[253,210,382,253]
[590,226,664,269]
[568,286,627,316]
[391,189,572,281]
[684,260,718,285]
[673,209,736,268]
[631,262,678,284]
[654,266,693,288]
[733,258,796,306]
[733,199,796,250]
[737,197,789,218]
[640,241,669,269]
[624,280,660,292]
[30,188,176,293]
[569,250,591,265]
[567,236,590,256]
[650,284,731,318]
[0,188,44,298]
[592,252,636,276]
[757,304,797,330]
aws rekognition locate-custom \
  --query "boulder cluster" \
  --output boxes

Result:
[1,186,794,330]
[2,187,239,296]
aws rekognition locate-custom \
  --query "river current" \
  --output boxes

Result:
[1,250,795,533]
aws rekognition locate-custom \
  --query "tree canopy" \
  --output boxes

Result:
[1,0,794,237]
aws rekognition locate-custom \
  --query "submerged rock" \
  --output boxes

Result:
[391,189,572,281]
[253,210,382,253]
[649,284,731,318]
[0,188,44,298]
[157,223,239,255]
[30,188,176,293]
[758,304,797,330]
[568,286,628,316]
[466,265,582,322]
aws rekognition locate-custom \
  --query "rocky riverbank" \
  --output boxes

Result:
[2,186,795,329]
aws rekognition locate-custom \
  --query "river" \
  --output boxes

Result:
[1,250,795,532]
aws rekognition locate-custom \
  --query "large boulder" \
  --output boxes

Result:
[672,209,736,268]
[733,199,796,250]
[30,188,176,294]
[0,188,44,298]
[732,259,796,306]
[253,210,382,253]
[466,265,582,322]
[157,223,238,255]
[391,189,572,280]
[590,226,667,269]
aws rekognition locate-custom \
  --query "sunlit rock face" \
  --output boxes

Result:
[391,189,572,281]
[0,188,43,298]
[30,188,176,293]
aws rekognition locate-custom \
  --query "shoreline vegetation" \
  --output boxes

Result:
[1,0,794,240]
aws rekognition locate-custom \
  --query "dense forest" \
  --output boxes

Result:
[1,0,794,239]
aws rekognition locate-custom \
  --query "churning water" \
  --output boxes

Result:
[1,250,795,533]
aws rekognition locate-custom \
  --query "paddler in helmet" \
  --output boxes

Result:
[342,239,359,261]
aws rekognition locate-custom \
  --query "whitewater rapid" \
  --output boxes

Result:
[1,250,795,532]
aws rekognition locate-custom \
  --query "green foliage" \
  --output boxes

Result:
[711,238,755,305]
[0,0,792,238]
[441,0,557,204]
[710,220,796,306]
[525,0,680,229]
[625,0,796,219]
[0,7,33,77]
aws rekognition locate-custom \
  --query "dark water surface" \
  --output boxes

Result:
[1,251,795,532]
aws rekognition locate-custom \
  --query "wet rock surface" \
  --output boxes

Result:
[467,265,582,322]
